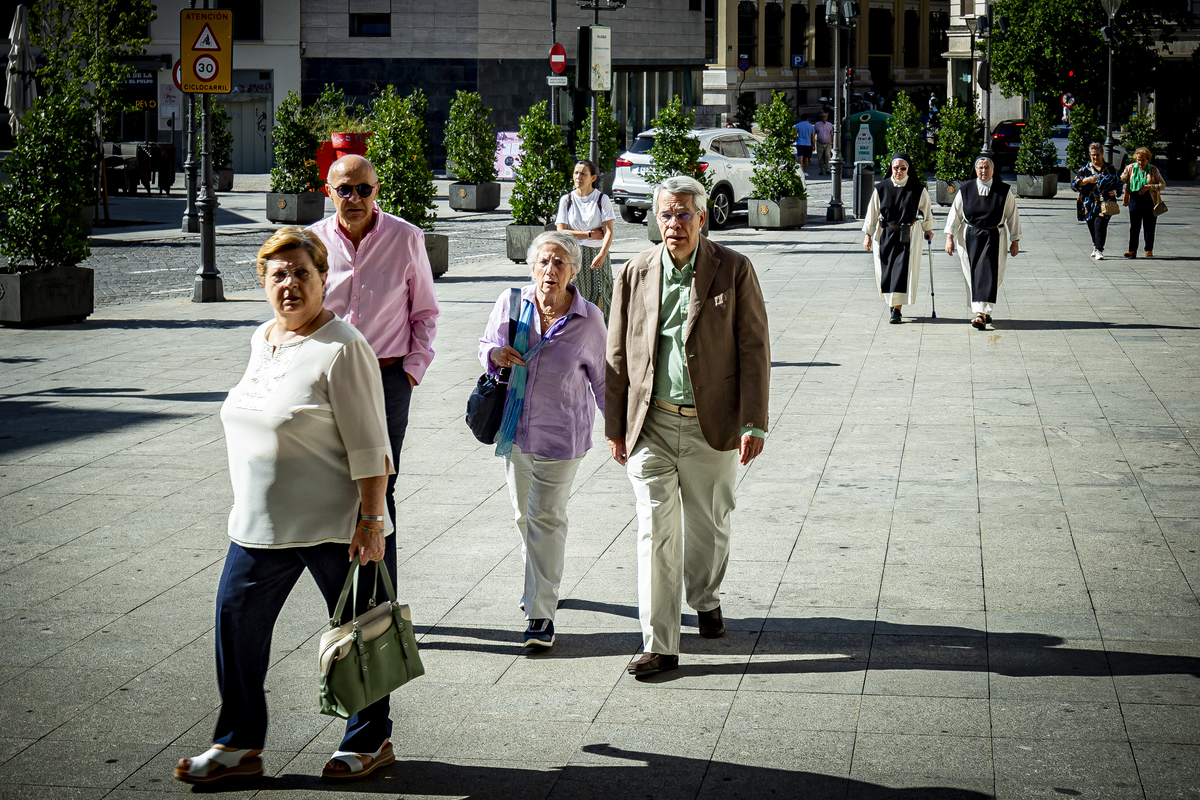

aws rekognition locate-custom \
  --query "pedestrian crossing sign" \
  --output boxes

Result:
[180,9,232,93]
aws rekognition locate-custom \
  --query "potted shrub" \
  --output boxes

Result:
[933,98,980,205]
[747,91,807,230]
[367,86,447,278]
[877,91,932,176]
[0,95,95,326]
[645,95,713,240]
[1065,103,1104,172]
[507,100,570,262]
[267,90,324,224]
[576,93,622,195]
[1014,103,1060,199]
[309,84,345,192]
[444,90,500,212]
[211,102,235,192]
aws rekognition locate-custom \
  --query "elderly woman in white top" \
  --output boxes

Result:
[174,227,397,787]
[556,158,616,322]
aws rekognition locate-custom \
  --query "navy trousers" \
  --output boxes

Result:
[213,533,398,752]
[380,359,414,526]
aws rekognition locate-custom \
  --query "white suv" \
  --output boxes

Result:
[612,128,801,229]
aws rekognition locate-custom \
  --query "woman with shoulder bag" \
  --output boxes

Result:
[478,232,606,651]
[1071,142,1122,261]
[555,159,616,322]
[1121,146,1166,258]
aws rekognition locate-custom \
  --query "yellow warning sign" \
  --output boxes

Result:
[180,9,232,93]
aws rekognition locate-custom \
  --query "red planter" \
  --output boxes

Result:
[331,131,372,159]
[316,141,336,196]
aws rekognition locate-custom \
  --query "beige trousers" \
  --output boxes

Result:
[816,142,833,173]
[626,405,738,655]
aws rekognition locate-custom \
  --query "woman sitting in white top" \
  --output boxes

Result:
[555,158,616,322]
[174,227,397,787]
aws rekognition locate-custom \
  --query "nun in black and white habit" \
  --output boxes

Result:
[862,153,936,324]
[944,156,1022,330]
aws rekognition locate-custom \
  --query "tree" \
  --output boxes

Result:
[269,91,321,195]
[934,98,981,183]
[990,0,1194,117]
[1121,108,1158,155]
[575,94,623,173]
[1014,103,1059,176]
[0,95,94,273]
[1066,103,1104,171]
[879,91,932,174]
[749,91,806,201]
[735,93,756,132]
[646,96,710,192]
[444,91,498,185]
[367,87,438,232]
[509,101,571,226]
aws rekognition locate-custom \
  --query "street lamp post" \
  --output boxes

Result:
[964,15,981,151]
[979,10,992,155]
[1100,0,1122,164]
[825,0,859,223]
[576,0,625,166]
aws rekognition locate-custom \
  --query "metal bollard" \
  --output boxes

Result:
[852,161,875,219]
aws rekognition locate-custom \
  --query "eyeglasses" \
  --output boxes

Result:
[333,183,377,199]
[656,211,695,224]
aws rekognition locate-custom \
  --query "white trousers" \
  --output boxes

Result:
[626,406,738,656]
[504,444,583,622]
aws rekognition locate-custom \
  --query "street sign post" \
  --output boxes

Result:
[1061,93,1075,108]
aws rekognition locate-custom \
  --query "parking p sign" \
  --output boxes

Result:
[180,9,232,93]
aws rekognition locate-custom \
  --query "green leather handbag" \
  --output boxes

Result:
[317,560,424,719]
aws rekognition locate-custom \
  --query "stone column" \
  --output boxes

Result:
[756,0,767,75]
[855,3,869,68]
[893,0,905,77]
[919,0,930,68]
[783,0,793,74]
[806,0,817,67]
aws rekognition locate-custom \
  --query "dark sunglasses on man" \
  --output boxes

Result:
[333,182,377,199]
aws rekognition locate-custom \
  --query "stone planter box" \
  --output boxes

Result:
[597,170,615,196]
[266,192,326,224]
[425,232,449,279]
[936,179,962,206]
[749,197,807,230]
[0,265,94,327]
[506,223,556,262]
[1015,174,1058,199]
[649,215,710,243]
[448,182,501,212]
[216,168,234,193]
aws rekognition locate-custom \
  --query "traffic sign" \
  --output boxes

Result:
[792,54,805,68]
[1061,93,1076,108]
[547,75,569,87]
[550,43,567,75]
[172,59,183,91]
[180,9,232,93]
[738,57,749,72]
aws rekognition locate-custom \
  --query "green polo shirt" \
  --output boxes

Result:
[652,245,764,439]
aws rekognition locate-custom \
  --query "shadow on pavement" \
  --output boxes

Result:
[0,399,190,456]
[7,386,228,403]
[43,318,264,330]
[772,361,841,368]
[1001,320,1200,331]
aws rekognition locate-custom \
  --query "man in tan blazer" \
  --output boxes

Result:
[606,175,771,677]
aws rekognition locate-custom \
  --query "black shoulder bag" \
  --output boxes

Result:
[465,288,521,444]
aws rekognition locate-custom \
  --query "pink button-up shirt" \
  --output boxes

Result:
[310,207,440,383]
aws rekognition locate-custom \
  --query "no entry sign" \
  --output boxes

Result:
[550,43,567,75]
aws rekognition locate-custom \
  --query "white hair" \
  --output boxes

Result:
[526,230,581,277]
[652,175,709,216]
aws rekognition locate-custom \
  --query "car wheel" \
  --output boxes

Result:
[619,204,646,224]
[709,188,733,229]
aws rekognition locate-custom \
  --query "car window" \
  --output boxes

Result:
[629,136,654,154]
[720,137,749,158]
[738,135,758,157]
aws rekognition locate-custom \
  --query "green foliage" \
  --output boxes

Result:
[1014,103,1060,175]
[749,91,806,201]
[269,91,321,195]
[196,103,235,169]
[1121,109,1158,155]
[934,98,981,182]
[444,91,498,184]
[878,92,932,174]
[1066,104,1104,170]
[308,84,372,137]
[367,87,438,232]
[575,94,623,173]
[735,93,756,132]
[510,101,571,226]
[646,96,711,193]
[0,95,93,273]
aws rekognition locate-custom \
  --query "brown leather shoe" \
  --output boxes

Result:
[1145,250,1153,258]
[698,606,725,638]
[627,652,679,676]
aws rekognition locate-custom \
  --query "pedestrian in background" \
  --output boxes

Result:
[945,156,1022,330]
[794,115,816,173]
[556,159,616,322]
[862,153,936,324]
[814,111,834,175]
[606,175,771,677]
[1071,142,1122,261]
[310,154,440,531]
[479,232,607,650]
[1121,147,1165,259]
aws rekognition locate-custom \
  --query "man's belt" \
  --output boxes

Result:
[653,397,697,417]
[379,356,402,368]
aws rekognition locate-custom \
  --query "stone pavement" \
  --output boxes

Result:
[1,180,1199,799]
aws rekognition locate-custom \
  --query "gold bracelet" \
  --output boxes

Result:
[358,524,384,534]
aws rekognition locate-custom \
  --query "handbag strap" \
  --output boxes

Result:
[330,560,400,628]
[507,287,521,344]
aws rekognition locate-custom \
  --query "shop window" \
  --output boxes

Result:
[217,0,263,41]
[738,1,758,66]
[350,13,391,37]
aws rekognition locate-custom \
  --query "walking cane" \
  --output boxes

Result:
[927,236,937,319]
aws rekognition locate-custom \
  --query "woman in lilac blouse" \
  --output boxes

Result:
[478,231,606,650]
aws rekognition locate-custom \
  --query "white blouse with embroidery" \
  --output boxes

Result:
[220,316,394,548]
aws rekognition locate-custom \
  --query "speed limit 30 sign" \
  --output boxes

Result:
[180,9,232,93]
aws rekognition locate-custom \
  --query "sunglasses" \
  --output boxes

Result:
[656,211,695,224]
[333,183,377,199]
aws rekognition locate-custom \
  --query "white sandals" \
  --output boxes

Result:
[173,746,263,784]
[321,740,395,782]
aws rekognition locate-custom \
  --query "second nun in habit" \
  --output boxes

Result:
[861,153,936,324]
[944,156,1022,330]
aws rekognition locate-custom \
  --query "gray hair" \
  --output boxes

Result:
[526,231,582,278]
[651,175,709,216]
[1089,142,1104,152]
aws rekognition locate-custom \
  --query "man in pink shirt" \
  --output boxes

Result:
[310,155,440,545]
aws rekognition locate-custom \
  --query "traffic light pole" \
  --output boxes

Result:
[827,18,845,222]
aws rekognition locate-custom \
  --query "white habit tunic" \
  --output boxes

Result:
[861,181,936,307]
[944,184,1022,315]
